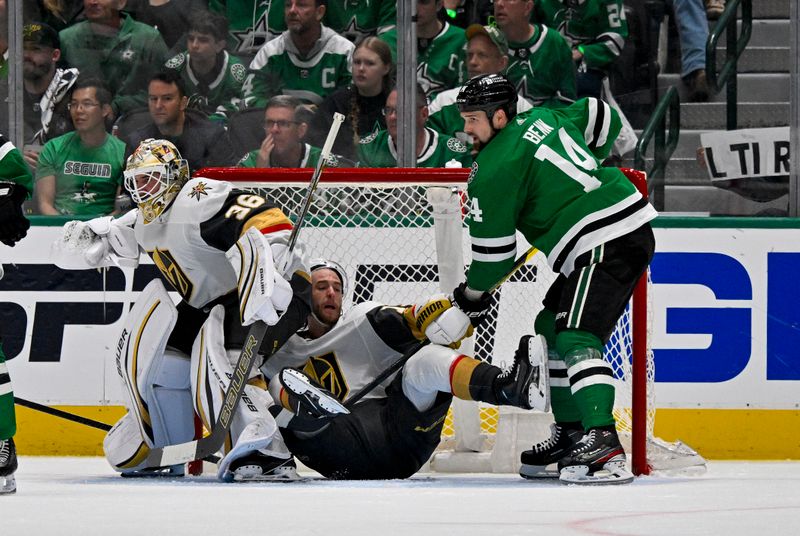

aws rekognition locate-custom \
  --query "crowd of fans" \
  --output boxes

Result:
[0,0,724,217]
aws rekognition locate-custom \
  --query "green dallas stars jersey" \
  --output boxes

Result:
[380,22,467,98]
[243,26,354,107]
[164,51,248,121]
[357,127,471,168]
[505,24,577,106]
[533,0,628,70]
[208,0,286,58]
[324,0,396,43]
[236,143,324,168]
[0,135,34,196]
[464,97,657,291]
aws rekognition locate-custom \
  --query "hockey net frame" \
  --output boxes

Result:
[195,166,702,476]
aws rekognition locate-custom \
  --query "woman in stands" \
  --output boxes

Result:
[307,37,393,163]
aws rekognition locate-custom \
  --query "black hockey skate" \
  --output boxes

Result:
[519,422,584,479]
[494,335,550,411]
[279,368,349,419]
[224,453,299,482]
[0,437,18,494]
[557,426,634,485]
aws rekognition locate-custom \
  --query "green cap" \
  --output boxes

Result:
[465,24,509,56]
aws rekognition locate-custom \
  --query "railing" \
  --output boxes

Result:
[634,86,680,211]
[706,0,752,130]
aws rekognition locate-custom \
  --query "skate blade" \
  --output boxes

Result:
[519,463,560,480]
[120,465,185,478]
[526,335,551,412]
[226,464,301,483]
[282,370,350,415]
[0,474,16,494]
[559,460,634,485]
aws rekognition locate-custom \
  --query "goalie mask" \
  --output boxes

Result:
[123,139,189,223]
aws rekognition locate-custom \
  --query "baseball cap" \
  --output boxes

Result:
[23,22,60,49]
[465,24,509,56]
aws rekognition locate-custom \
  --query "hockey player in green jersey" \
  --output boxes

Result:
[163,11,248,122]
[379,0,467,98]
[494,0,576,106]
[243,0,355,107]
[533,0,628,99]
[357,85,471,168]
[0,134,33,494]
[450,74,657,484]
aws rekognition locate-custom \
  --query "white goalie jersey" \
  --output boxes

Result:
[262,301,419,402]
[134,177,296,309]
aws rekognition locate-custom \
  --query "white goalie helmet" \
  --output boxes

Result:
[123,138,189,222]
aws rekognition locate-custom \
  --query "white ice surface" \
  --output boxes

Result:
[1,458,798,536]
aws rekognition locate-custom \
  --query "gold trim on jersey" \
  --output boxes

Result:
[242,208,293,235]
[151,248,194,301]
[130,301,160,440]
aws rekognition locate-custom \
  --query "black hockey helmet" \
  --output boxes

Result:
[456,73,518,122]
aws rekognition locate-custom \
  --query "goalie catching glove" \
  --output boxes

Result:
[53,209,140,269]
[404,294,473,348]
[226,227,293,326]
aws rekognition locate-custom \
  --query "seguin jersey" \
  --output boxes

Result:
[134,177,294,309]
[464,98,658,291]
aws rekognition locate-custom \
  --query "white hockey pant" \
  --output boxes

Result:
[401,344,461,412]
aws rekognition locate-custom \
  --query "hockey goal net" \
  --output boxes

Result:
[196,166,702,475]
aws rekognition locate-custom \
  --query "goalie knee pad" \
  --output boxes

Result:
[191,305,285,480]
[104,412,152,473]
[115,279,192,448]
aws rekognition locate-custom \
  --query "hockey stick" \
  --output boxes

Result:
[14,396,113,431]
[142,113,346,468]
[344,245,540,409]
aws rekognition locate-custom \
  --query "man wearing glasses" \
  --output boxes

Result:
[34,77,126,216]
[236,95,329,168]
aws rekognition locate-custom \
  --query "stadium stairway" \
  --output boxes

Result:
[653,0,790,215]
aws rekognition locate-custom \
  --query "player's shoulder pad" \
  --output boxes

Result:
[173,177,232,218]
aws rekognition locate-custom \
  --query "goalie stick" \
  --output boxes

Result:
[344,245,540,410]
[141,112,346,468]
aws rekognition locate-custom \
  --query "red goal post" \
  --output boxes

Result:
[195,166,656,475]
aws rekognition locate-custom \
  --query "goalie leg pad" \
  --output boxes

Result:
[115,279,193,447]
[226,227,293,326]
[190,306,290,481]
[401,344,461,412]
[104,412,154,473]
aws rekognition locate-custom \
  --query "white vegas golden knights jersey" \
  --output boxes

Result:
[262,301,419,402]
[134,177,294,309]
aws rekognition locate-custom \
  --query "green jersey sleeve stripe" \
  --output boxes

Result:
[0,140,14,160]
[585,98,610,151]
[471,243,516,262]
[471,235,516,247]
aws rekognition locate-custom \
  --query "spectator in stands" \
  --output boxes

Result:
[164,11,248,122]
[122,71,237,170]
[35,77,126,216]
[307,36,392,162]
[58,0,169,119]
[243,0,355,107]
[494,0,576,106]
[20,22,79,170]
[379,0,467,98]
[125,0,207,52]
[358,84,472,168]
[323,0,396,43]
[25,0,85,32]
[236,95,328,168]
[428,24,533,145]
[441,0,495,29]
[208,0,286,63]
[532,0,628,100]
[669,0,711,102]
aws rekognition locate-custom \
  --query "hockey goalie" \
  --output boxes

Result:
[53,139,311,481]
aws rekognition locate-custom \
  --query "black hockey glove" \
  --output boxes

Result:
[0,182,30,247]
[452,281,493,328]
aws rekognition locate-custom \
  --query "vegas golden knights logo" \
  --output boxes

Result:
[302,352,349,401]
[151,248,193,300]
